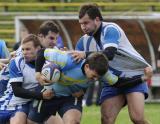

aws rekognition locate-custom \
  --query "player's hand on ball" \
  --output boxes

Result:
[35,72,51,85]
[41,63,61,85]
[42,89,54,100]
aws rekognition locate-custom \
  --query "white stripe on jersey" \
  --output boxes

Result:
[9,77,23,82]
[82,35,100,51]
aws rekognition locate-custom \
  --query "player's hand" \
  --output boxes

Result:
[10,51,16,58]
[36,72,52,85]
[72,90,84,98]
[69,50,86,63]
[0,62,7,70]
[42,89,54,100]
[142,66,153,81]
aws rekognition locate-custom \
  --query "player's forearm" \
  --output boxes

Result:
[103,72,144,88]
[11,82,43,100]
[113,75,144,88]
[0,58,10,64]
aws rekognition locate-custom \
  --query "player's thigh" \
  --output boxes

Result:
[59,96,83,124]
[63,109,82,124]
[101,94,125,118]
[10,111,27,124]
[126,92,145,119]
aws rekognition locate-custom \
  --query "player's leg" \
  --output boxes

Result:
[127,92,149,124]
[101,95,125,124]
[100,84,126,124]
[59,96,83,124]
[10,104,29,124]
[10,112,27,124]
[27,99,58,124]
[45,115,63,124]
[63,109,82,124]
[125,82,149,124]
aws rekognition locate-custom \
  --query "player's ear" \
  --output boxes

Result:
[35,46,41,53]
[95,17,100,22]
[84,64,90,70]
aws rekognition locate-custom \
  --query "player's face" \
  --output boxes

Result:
[79,14,98,35]
[40,31,59,48]
[84,64,100,81]
[22,41,40,62]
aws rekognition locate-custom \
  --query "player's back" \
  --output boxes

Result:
[44,48,88,85]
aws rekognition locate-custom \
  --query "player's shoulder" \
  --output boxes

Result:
[10,56,24,69]
[0,39,6,45]
[80,32,94,39]
[102,22,120,28]
[13,55,24,63]
[44,48,66,56]
[102,22,122,31]
[78,34,94,44]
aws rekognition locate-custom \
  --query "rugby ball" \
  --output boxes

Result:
[41,63,60,84]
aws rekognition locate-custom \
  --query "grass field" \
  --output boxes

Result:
[81,103,160,124]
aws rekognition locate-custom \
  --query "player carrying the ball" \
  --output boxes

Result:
[36,48,109,86]
[27,48,152,124]
[35,48,152,87]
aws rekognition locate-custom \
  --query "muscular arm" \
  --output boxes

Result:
[11,82,43,100]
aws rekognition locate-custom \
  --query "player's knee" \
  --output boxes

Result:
[27,119,37,124]
[10,119,26,124]
[101,113,115,124]
[130,116,145,124]
[64,118,80,124]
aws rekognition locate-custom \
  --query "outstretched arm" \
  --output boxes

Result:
[104,66,152,88]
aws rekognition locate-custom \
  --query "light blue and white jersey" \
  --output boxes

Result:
[44,48,88,85]
[0,40,10,58]
[0,56,39,110]
[44,48,90,96]
[76,22,150,77]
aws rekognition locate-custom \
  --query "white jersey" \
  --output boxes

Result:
[0,56,39,110]
[76,22,150,77]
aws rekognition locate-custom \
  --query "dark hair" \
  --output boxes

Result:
[79,3,103,21]
[21,34,41,47]
[39,21,59,36]
[85,52,108,76]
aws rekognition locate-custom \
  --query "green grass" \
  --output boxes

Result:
[81,103,160,124]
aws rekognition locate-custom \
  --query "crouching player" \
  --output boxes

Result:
[27,48,152,124]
